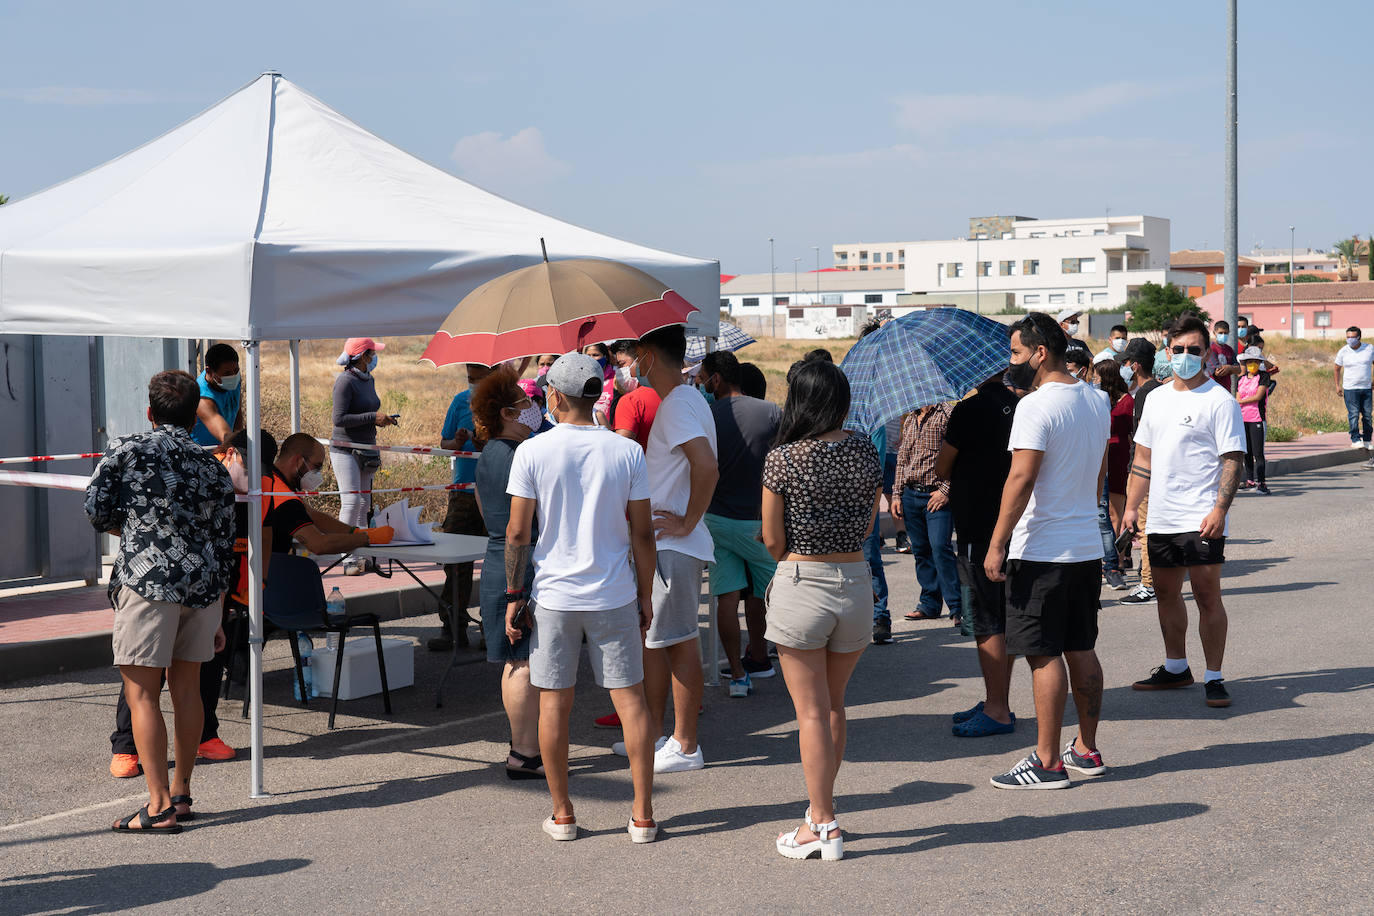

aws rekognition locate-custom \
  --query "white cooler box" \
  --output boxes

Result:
[309,637,414,700]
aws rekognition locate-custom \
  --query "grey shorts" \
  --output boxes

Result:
[645,549,705,650]
[529,601,643,690]
[112,587,219,668]
[764,561,871,654]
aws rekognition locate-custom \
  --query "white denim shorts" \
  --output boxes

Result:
[764,561,871,654]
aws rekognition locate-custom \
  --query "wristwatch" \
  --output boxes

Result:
[504,589,528,603]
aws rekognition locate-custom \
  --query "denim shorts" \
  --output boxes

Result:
[764,560,871,654]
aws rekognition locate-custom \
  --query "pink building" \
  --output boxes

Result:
[1197,281,1374,338]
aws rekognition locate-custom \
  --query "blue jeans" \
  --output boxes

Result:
[1344,388,1372,444]
[900,488,962,617]
[1098,477,1119,573]
[863,525,889,623]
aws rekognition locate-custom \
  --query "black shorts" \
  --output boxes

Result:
[1147,532,1225,568]
[1004,559,1100,657]
[956,541,1005,638]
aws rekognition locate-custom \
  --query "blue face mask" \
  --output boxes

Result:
[1170,352,1204,380]
[1216,333,1229,346]
[1120,364,1135,385]
[368,354,379,372]
[696,383,716,405]
[634,353,653,388]
[1237,326,1248,338]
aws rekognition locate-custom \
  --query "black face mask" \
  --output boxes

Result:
[1006,355,1039,390]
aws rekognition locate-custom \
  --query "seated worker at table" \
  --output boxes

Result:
[192,343,246,446]
[268,434,394,554]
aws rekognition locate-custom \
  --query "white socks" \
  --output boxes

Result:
[1163,657,1189,675]
[1204,669,1223,683]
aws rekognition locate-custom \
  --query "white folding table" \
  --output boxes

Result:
[349,532,489,707]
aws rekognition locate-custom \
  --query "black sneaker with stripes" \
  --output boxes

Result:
[991,751,1071,790]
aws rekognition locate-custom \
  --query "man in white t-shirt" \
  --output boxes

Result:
[505,352,660,844]
[984,313,1111,790]
[1123,317,1246,710]
[1333,325,1374,454]
[622,323,719,774]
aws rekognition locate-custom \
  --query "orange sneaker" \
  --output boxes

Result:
[110,753,141,778]
[197,738,236,761]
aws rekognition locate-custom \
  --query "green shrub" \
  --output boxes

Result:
[1266,425,1299,442]
[1288,406,1345,433]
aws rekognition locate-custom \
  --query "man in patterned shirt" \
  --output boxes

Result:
[85,370,236,834]
[891,404,963,626]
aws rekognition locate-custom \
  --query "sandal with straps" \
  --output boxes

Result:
[112,804,181,835]
[776,813,843,861]
[171,794,195,822]
[506,748,545,781]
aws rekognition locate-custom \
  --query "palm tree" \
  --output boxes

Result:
[1332,237,1360,280]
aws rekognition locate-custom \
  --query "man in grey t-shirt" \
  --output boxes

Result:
[699,351,782,696]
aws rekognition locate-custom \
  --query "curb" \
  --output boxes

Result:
[1267,445,1367,477]
[0,576,460,686]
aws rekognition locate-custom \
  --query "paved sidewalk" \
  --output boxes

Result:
[0,466,1369,913]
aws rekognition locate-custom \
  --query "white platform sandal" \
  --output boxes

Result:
[776,814,843,861]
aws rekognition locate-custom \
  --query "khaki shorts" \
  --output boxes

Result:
[112,588,220,668]
[764,561,871,654]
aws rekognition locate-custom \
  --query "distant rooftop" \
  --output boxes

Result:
[722,270,905,295]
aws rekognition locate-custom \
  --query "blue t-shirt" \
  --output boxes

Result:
[441,390,479,485]
[192,370,240,446]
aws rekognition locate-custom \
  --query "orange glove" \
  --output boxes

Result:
[366,526,394,545]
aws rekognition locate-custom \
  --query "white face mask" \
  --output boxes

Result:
[1066,322,1080,336]
[516,404,544,433]
[614,364,638,392]
[214,370,241,391]
[1110,338,1126,353]
[300,468,325,492]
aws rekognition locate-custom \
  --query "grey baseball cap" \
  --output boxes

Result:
[546,352,605,398]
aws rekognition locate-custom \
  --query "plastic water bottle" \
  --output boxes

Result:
[326,587,346,651]
[294,633,318,700]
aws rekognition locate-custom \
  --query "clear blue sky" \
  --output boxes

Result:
[2,0,1368,274]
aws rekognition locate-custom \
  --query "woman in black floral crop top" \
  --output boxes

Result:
[759,360,882,862]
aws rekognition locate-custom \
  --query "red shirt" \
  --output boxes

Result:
[613,386,661,450]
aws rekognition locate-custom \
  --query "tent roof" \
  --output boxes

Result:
[0,73,719,342]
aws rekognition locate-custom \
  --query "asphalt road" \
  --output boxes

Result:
[1,467,1371,915]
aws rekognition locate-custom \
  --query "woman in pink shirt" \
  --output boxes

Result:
[1236,349,1269,494]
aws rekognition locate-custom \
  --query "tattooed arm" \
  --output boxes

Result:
[1121,444,1151,536]
[1199,452,1245,538]
[504,496,536,643]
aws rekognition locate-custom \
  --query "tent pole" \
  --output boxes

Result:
[243,339,269,798]
[703,335,720,688]
[289,340,301,433]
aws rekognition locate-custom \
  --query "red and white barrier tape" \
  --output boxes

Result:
[0,452,104,465]
[320,438,480,460]
[0,469,472,499]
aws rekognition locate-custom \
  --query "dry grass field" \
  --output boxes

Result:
[249,331,1349,525]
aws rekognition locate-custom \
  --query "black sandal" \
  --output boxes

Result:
[506,748,545,781]
[171,794,195,822]
[112,804,181,834]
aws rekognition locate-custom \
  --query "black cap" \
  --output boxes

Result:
[1122,338,1156,365]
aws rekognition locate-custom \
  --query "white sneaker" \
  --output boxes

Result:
[653,736,705,773]
[728,674,753,698]
[612,735,667,758]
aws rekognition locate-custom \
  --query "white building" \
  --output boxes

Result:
[847,215,1203,312]
[719,270,906,338]
[1248,247,1339,275]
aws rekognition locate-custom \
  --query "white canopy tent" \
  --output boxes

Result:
[0,72,719,797]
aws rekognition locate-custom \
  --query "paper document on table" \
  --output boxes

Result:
[374,498,435,545]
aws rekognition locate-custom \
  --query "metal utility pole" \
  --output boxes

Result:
[1224,0,1239,332]
[812,246,820,304]
[769,237,776,338]
[975,236,981,315]
[1289,225,1296,337]
[793,257,801,311]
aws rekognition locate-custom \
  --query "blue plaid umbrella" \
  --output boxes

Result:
[685,321,755,362]
[841,308,1011,432]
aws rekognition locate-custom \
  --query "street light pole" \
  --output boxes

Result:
[812,246,820,305]
[975,236,981,315]
[769,237,776,338]
[793,258,800,314]
[1289,225,1296,337]
[1223,0,1239,332]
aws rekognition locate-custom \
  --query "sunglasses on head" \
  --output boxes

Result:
[1169,345,1204,356]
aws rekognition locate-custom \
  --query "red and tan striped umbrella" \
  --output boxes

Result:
[421,254,697,368]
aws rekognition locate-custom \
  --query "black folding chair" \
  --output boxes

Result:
[226,553,393,729]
